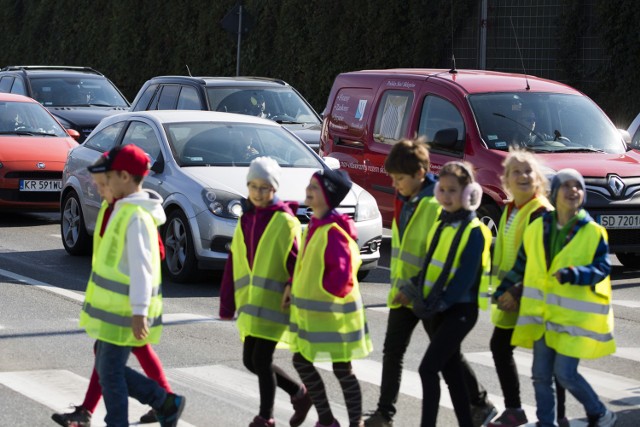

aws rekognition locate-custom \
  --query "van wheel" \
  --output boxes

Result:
[60,191,91,256]
[615,252,640,270]
[163,210,199,283]
[477,204,501,236]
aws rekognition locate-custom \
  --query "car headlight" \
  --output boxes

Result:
[202,188,244,219]
[354,190,380,222]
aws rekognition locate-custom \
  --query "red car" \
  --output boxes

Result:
[0,93,79,211]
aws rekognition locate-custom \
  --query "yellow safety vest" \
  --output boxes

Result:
[92,200,108,264]
[290,223,372,362]
[421,217,492,309]
[79,204,163,346]
[231,210,301,344]
[388,196,441,308]
[491,196,552,328]
[511,218,615,359]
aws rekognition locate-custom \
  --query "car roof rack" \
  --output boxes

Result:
[0,66,104,76]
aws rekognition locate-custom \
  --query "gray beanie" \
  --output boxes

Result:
[550,168,586,208]
[247,156,281,190]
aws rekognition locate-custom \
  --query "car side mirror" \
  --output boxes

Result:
[322,156,340,170]
[619,129,633,149]
[433,128,458,148]
[150,152,164,174]
[66,128,81,141]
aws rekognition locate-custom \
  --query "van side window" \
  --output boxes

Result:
[11,77,25,95]
[177,86,202,110]
[373,91,413,144]
[418,96,465,156]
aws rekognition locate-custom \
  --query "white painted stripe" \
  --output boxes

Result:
[613,347,640,363]
[0,267,84,302]
[0,369,195,427]
[466,351,640,407]
[367,306,390,313]
[612,299,640,308]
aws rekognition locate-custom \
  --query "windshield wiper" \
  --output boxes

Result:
[552,147,605,153]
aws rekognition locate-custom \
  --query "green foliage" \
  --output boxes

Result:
[0,0,635,124]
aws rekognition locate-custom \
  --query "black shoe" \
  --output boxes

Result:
[140,408,158,424]
[51,405,91,427]
[156,393,186,427]
[471,401,498,427]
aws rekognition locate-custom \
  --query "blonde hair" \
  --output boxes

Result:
[501,148,548,200]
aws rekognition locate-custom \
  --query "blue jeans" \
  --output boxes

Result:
[95,340,167,427]
[532,338,605,427]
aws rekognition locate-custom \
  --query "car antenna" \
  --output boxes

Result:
[185,65,193,77]
[510,16,530,90]
[448,0,457,74]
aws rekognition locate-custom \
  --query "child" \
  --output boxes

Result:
[219,156,312,427]
[507,168,617,427]
[395,161,492,427]
[488,150,570,427]
[285,168,372,427]
[79,144,185,427]
[52,154,173,427]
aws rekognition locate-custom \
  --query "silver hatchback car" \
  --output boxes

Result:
[60,110,382,282]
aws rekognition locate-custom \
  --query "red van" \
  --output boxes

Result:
[320,69,640,268]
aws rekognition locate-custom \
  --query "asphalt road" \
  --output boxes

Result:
[1,211,639,426]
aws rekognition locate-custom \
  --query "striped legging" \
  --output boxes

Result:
[293,353,363,427]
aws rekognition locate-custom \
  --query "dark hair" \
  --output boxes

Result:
[439,161,475,188]
[384,136,431,175]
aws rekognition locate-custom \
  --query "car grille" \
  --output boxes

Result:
[606,229,640,246]
[4,171,62,179]
[295,205,356,224]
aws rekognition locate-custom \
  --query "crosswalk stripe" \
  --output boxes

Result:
[466,350,640,407]
[0,369,195,427]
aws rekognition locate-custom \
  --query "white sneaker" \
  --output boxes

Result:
[591,409,617,427]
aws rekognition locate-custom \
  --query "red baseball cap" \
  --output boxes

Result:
[87,145,150,176]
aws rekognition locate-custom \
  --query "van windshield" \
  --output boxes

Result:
[468,92,625,154]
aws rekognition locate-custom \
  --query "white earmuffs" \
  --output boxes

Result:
[434,162,483,211]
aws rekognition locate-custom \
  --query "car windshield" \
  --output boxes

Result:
[30,77,129,108]
[0,100,68,137]
[164,122,323,168]
[206,87,320,125]
[468,92,625,154]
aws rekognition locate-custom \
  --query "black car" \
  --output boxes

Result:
[0,66,130,141]
[130,76,322,151]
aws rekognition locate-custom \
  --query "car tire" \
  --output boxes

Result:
[476,203,501,237]
[357,269,370,282]
[615,252,640,270]
[60,191,91,256]
[163,209,198,283]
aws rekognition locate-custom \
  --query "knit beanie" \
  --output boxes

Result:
[550,168,586,208]
[313,168,353,209]
[246,156,281,190]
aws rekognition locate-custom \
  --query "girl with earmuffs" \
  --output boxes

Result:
[394,161,492,427]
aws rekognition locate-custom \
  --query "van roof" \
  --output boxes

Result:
[346,68,580,96]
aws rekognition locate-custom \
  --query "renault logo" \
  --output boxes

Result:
[36,162,46,169]
[608,175,625,197]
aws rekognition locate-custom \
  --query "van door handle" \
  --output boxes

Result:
[373,133,385,142]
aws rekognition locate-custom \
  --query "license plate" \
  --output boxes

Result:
[19,180,62,192]
[599,214,640,229]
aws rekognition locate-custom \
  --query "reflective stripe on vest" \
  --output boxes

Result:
[231,210,301,343]
[512,218,615,359]
[79,203,163,346]
[491,196,552,329]
[92,200,108,263]
[290,223,372,363]
[421,217,492,309]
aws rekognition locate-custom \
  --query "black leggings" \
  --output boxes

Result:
[490,326,567,418]
[243,336,301,419]
[420,303,478,427]
[293,353,363,427]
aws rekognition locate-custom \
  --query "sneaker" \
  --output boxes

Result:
[471,402,498,427]
[587,409,617,427]
[140,408,158,424]
[487,408,528,427]
[249,415,276,427]
[364,410,394,427]
[557,417,570,427]
[290,385,313,427]
[156,393,186,427]
[51,405,91,427]
[315,420,341,427]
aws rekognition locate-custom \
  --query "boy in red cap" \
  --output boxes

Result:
[80,144,186,427]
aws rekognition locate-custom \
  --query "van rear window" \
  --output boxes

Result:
[328,88,373,140]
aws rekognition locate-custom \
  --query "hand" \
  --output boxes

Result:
[497,292,518,312]
[393,290,411,306]
[132,315,149,340]
[281,285,292,310]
